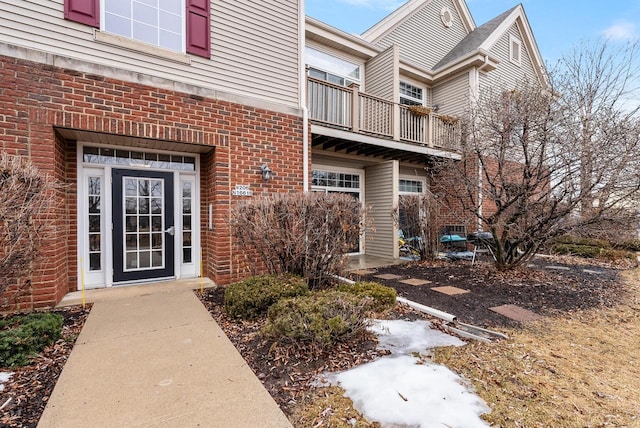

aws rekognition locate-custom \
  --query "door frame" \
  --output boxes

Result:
[76,142,201,289]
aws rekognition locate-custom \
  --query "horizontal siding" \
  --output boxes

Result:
[365,161,397,258]
[374,0,468,70]
[482,22,539,90]
[399,165,428,179]
[312,156,368,171]
[432,72,470,117]
[365,45,395,100]
[0,0,300,108]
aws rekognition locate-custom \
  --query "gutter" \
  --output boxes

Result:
[300,0,309,192]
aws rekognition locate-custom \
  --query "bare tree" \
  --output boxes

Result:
[553,40,640,235]
[434,65,640,270]
[1,154,57,307]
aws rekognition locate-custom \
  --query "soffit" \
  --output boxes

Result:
[55,128,214,154]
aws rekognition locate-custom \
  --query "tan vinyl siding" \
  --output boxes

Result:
[312,156,368,171]
[365,45,396,100]
[399,165,428,179]
[365,161,398,258]
[373,0,468,70]
[0,0,300,108]
[432,72,470,117]
[482,23,539,90]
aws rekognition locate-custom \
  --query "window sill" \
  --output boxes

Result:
[93,30,192,65]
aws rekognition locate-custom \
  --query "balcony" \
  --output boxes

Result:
[307,77,461,153]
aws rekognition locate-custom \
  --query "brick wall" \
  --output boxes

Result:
[0,54,305,310]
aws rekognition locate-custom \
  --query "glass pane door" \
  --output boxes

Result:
[112,169,175,282]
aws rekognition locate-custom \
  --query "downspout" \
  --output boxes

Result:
[299,0,309,192]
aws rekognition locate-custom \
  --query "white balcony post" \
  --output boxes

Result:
[349,82,359,133]
[392,103,400,141]
[428,113,434,147]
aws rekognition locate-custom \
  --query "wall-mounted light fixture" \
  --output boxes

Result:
[260,164,273,182]
[433,104,440,113]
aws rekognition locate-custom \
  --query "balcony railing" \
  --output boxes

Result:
[307,77,461,152]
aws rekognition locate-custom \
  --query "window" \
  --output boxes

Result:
[399,179,424,194]
[65,0,210,57]
[510,34,522,66]
[306,47,360,86]
[399,82,424,106]
[105,1,184,52]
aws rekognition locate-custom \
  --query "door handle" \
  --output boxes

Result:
[165,226,175,236]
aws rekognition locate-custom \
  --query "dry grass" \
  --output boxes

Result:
[289,386,380,428]
[434,268,640,427]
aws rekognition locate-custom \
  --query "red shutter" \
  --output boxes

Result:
[186,0,211,58]
[64,0,100,28]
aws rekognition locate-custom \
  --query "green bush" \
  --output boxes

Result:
[553,243,635,260]
[263,291,369,346]
[224,274,309,320]
[617,240,640,252]
[337,281,396,312]
[555,235,612,249]
[0,312,63,367]
[553,243,603,258]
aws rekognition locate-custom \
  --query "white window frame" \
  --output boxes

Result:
[399,81,425,106]
[77,142,200,289]
[398,176,427,195]
[101,0,186,54]
[509,34,522,66]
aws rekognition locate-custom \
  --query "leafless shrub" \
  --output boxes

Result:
[391,192,440,260]
[1,154,57,307]
[230,192,370,288]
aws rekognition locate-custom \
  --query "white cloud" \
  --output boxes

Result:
[601,21,638,41]
[340,0,406,11]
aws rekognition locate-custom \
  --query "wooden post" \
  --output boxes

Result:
[349,82,359,133]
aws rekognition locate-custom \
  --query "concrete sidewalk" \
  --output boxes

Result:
[38,287,293,427]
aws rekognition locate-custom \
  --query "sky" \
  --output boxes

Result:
[305,0,640,65]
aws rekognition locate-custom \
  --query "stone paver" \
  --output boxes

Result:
[431,286,470,295]
[400,278,432,286]
[374,273,403,280]
[352,269,376,276]
[489,304,544,322]
[545,265,570,271]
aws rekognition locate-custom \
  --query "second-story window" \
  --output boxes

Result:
[306,47,361,86]
[104,1,184,52]
[399,82,424,106]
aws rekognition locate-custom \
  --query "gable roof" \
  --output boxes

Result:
[360,0,475,43]
[433,4,548,85]
[433,6,517,70]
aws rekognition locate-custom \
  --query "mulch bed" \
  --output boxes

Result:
[353,256,626,328]
[0,305,91,428]
[197,287,401,414]
[197,255,631,422]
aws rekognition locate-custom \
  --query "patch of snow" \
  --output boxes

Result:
[0,372,13,392]
[369,319,465,354]
[321,319,489,428]
[326,356,490,428]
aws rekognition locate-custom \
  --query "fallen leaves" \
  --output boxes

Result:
[0,306,90,427]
